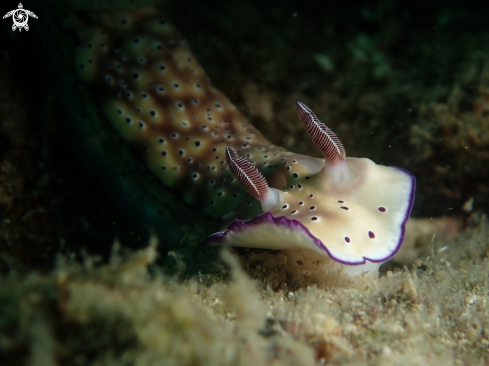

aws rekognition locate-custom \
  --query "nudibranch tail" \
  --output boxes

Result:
[295,99,346,165]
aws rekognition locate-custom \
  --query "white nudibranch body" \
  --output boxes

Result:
[208,101,415,277]
[323,159,356,184]
[259,187,282,214]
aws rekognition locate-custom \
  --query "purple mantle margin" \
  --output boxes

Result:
[203,167,416,266]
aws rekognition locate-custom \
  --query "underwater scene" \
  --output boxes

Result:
[1,0,488,364]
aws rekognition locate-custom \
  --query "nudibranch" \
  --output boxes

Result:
[54,6,415,274]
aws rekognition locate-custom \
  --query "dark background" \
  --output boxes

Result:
[1,0,488,270]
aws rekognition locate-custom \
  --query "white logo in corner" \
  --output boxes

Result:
[3,3,38,32]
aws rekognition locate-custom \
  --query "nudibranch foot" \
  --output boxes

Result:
[282,248,382,279]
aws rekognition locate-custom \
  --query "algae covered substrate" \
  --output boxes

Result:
[1,223,489,365]
[1,0,489,365]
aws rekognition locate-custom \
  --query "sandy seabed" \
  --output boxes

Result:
[1,216,488,366]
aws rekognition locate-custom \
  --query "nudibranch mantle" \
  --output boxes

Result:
[208,153,414,265]
[54,5,415,269]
